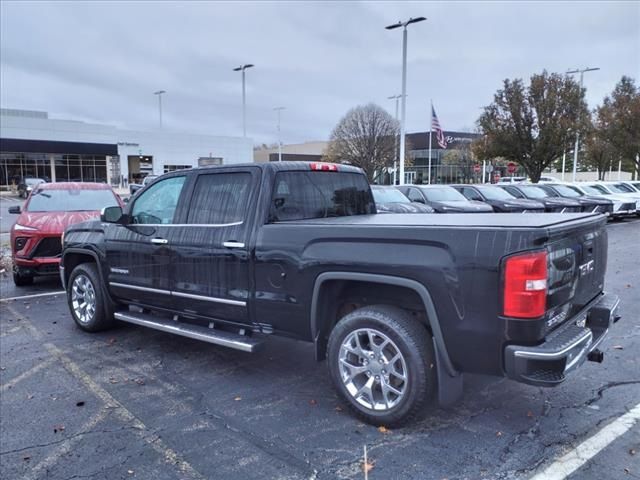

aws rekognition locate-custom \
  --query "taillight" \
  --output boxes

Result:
[503,251,548,318]
[309,162,339,171]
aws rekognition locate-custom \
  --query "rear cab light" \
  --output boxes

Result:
[502,251,548,319]
[309,162,339,171]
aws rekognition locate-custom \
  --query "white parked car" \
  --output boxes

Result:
[567,184,637,218]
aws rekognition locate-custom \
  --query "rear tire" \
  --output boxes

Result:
[327,305,436,427]
[67,263,114,332]
[13,269,34,287]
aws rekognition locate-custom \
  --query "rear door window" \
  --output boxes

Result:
[269,171,374,221]
[187,172,252,225]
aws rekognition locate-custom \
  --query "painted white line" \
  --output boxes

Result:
[0,357,56,393]
[22,409,109,480]
[529,402,640,480]
[4,303,205,480]
[0,290,65,303]
[0,325,22,337]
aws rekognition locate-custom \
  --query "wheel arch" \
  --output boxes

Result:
[310,272,457,377]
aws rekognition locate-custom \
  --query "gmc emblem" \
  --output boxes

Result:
[578,259,595,277]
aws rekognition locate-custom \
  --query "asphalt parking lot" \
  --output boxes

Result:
[1,218,638,480]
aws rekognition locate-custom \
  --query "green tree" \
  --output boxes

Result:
[598,76,640,178]
[477,71,589,182]
[324,103,399,181]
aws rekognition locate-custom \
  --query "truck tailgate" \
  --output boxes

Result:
[545,215,608,331]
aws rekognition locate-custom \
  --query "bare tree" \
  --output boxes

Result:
[442,142,476,183]
[324,103,399,181]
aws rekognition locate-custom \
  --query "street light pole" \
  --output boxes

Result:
[153,90,166,129]
[567,67,600,182]
[386,17,426,186]
[274,107,285,162]
[388,94,402,185]
[233,64,254,137]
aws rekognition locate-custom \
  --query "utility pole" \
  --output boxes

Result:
[233,64,254,137]
[388,94,403,184]
[567,67,600,182]
[153,90,166,128]
[274,107,285,162]
[386,17,426,185]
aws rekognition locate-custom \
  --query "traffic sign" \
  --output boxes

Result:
[473,164,481,173]
[507,162,517,174]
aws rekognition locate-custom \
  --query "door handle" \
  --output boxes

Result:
[223,241,245,248]
[151,238,169,245]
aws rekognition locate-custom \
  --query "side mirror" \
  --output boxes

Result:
[8,206,21,214]
[101,206,124,223]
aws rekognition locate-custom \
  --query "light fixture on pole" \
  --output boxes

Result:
[153,90,166,129]
[388,94,403,185]
[386,16,426,186]
[274,107,285,162]
[233,64,254,137]
[566,67,600,182]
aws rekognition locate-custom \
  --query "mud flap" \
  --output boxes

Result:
[434,337,463,406]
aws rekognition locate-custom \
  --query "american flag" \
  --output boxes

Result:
[431,105,447,149]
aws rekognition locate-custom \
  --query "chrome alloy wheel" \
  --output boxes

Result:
[71,274,97,324]
[338,328,408,411]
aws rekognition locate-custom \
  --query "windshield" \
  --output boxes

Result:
[26,178,45,186]
[589,184,611,194]
[611,183,634,193]
[421,187,467,202]
[518,186,549,198]
[580,185,604,195]
[476,186,515,200]
[552,185,581,197]
[27,188,119,212]
[372,188,409,203]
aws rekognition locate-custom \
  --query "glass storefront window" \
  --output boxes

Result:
[0,152,108,188]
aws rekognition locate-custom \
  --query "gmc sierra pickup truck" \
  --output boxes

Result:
[60,162,621,426]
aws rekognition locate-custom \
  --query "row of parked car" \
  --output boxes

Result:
[7,167,639,288]
[371,181,640,219]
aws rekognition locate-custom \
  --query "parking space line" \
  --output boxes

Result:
[0,357,55,393]
[0,325,22,337]
[0,291,65,303]
[529,402,640,480]
[21,409,109,480]
[4,303,206,480]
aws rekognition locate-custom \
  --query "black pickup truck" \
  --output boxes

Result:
[60,162,621,426]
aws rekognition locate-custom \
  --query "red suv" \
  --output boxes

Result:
[9,182,123,286]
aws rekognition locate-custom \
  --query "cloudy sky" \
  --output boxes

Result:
[1,1,638,145]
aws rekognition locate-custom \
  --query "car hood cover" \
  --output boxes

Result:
[377,202,434,213]
[15,210,101,235]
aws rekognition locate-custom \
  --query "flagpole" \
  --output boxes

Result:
[428,100,433,185]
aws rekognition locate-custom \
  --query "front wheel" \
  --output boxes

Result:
[13,268,34,287]
[67,263,114,332]
[327,305,436,427]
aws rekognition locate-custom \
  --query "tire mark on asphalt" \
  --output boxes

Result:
[0,357,55,393]
[3,303,206,480]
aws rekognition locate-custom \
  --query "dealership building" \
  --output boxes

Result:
[254,131,483,184]
[0,108,253,190]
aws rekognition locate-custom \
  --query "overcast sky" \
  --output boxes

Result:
[1,1,638,146]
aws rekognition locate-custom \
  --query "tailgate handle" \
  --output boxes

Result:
[151,238,169,245]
